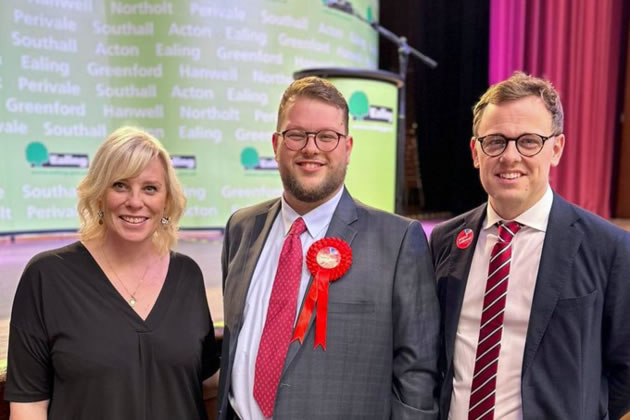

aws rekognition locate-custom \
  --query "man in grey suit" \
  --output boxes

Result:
[216,76,440,420]
[430,72,630,419]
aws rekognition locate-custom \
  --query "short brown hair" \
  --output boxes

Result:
[277,76,349,132]
[77,127,186,254]
[472,71,564,136]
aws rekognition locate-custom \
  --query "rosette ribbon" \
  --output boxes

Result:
[291,237,352,350]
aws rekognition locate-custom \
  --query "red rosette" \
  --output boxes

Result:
[306,237,352,280]
[292,237,352,350]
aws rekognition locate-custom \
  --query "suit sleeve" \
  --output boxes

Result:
[216,213,234,420]
[604,231,630,419]
[221,213,234,292]
[391,220,440,420]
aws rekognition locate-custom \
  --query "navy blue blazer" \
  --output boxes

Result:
[430,193,630,420]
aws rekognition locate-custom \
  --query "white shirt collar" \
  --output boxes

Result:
[484,185,554,232]
[280,186,344,239]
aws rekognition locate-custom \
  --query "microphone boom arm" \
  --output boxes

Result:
[325,0,435,214]
[340,5,438,72]
[369,21,437,70]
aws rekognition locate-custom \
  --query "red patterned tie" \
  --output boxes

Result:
[254,217,307,418]
[468,221,521,420]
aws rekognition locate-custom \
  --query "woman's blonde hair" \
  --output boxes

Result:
[77,127,186,254]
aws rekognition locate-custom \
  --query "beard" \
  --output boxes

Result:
[279,164,347,204]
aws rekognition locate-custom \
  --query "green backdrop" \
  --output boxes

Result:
[0,0,388,233]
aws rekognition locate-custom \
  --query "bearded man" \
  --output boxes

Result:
[216,76,440,420]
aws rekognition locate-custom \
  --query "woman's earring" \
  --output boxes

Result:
[161,216,170,226]
[98,210,104,225]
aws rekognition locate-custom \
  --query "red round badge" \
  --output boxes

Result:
[456,229,474,249]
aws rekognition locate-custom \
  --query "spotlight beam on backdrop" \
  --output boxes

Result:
[325,0,437,214]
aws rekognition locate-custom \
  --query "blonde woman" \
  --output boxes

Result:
[5,127,219,419]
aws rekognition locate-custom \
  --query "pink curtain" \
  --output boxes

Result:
[489,0,624,218]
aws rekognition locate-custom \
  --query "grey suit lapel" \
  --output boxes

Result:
[283,188,358,370]
[443,205,485,368]
[323,191,358,242]
[522,194,583,375]
[225,200,281,334]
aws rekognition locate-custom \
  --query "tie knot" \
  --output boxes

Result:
[289,217,307,236]
[497,221,521,243]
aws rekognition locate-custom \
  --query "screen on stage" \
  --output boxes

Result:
[0,0,380,233]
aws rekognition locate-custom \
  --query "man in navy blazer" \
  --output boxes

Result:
[430,72,630,419]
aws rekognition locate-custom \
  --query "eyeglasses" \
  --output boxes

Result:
[475,133,559,157]
[277,129,346,152]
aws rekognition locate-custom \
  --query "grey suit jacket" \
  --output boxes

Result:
[217,188,440,420]
[430,193,630,420]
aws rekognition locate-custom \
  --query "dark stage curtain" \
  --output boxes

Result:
[380,1,490,215]
[616,15,630,218]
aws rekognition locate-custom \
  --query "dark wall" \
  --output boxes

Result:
[379,1,489,214]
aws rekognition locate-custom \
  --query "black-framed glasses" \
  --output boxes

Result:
[277,129,346,152]
[475,133,559,157]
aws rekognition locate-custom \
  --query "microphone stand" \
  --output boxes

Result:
[333,3,437,215]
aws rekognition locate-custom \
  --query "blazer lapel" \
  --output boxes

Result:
[321,188,359,246]
[442,205,486,369]
[521,194,583,375]
[224,200,281,334]
[283,188,358,370]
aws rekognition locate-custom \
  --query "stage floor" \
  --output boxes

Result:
[0,231,226,371]
[0,221,441,369]
[2,218,628,370]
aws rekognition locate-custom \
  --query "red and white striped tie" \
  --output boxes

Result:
[468,221,521,420]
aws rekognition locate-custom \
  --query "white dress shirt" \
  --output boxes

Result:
[230,187,344,420]
[449,186,554,420]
